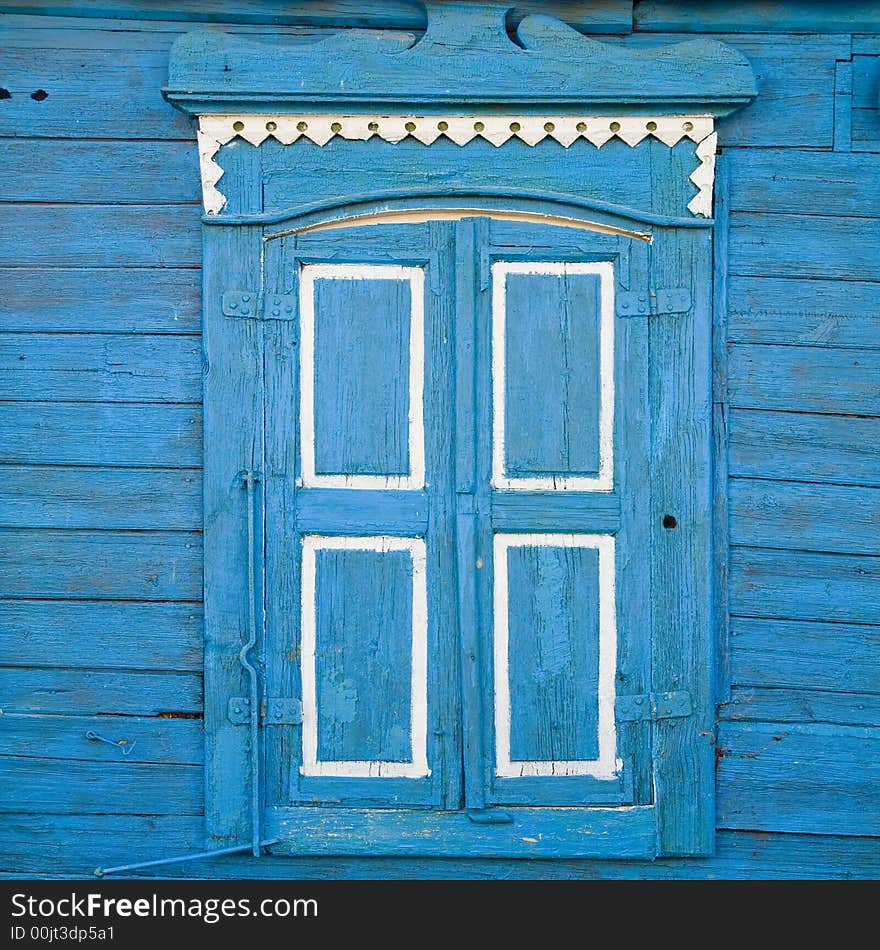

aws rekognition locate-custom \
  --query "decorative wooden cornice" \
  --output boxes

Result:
[164,4,756,117]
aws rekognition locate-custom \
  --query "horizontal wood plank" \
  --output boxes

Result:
[0,757,203,814]
[0,402,202,467]
[0,205,201,267]
[0,528,202,600]
[717,721,880,836]
[0,267,201,334]
[729,409,880,487]
[636,1,880,33]
[0,465,201,529]
[0,333,202,403]
[730,546,880,624]
[0,139,200,203]
[0,667,202,715]
[729,213,880,280]
[0,45,194,139]
[0,599,202,671]
[0,713,203,764]
[0,3,633,32]
[1,816,878,878]
[722,687,880,727]
[727,343,880,416]
[727,277,880,349]
[727,149,880,217]
[729,616,880,694]
[729,479,880,555]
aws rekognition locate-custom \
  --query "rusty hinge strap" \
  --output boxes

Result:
[616,287,691,317]
[222,290,297,322]
[616,690,693,722]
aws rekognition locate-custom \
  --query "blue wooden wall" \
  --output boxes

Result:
[0,0,878,879]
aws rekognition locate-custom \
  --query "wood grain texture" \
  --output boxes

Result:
[0,599,202,671]
[0,713,203,765]
[729,213,880,281]
[0,667,201,715]
[729,410,880,486]
[729,479,880,555]
[636,1,880,33]
[727,149,880,217]
[0,403,202,467]
[0,45,194,139]
[0,139,200,203]
[0,2,635,32]
[1,817,878,879]
[727,277,880,349]
[0,465,202,530]
[730,547,880,624]
[722,687,880,728]
[0,758,202,815]
[729,617,880,694]
[0,267,201,334]
[727,343,880,415]
[0,333,201,403]
[0,205,201,267]
[0,529,202,600]
[717,721,880,836]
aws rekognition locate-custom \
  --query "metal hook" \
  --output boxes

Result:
[85,729,137,756]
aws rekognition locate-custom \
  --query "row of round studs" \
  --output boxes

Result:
[229,118,699,135]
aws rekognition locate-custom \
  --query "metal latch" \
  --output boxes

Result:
[222,291,297,322]
[228,697,302,725]
[616,287,691,317]
[615,690,693,722]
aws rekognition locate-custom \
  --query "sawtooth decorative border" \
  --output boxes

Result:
[197,114,717,218]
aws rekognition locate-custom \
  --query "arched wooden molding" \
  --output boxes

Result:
[167,3,753,222]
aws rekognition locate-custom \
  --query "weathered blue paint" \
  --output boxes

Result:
[1,0,879,879]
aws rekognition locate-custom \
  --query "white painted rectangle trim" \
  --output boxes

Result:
[493,533,620,780]
[300,534,430,779]
[299,263,425,490]
[491,261,615,492]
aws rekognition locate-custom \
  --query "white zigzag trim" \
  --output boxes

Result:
[196,114,716,217]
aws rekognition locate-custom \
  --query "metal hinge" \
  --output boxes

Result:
[228,697,302,725]
[616,690,693,722]
[222,290,297,322]
[616,287,691,317]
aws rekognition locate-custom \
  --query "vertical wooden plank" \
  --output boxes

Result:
[454,217,489,812]
[202,140,264,844]
[429,219,464,812]
[650,144,715,855]
[712,156,732,706]
[262,231,300,817]
[835,60,854,152]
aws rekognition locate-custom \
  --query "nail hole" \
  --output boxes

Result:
[404,121,416,132]
[265,120,277,131]
[232,120,244,132]
[509,121,521,132]
[437,120,449,131]
[0,88,10,100]
[297,120,308,132]
[544,121,555,132]
[576,121,587,132]
[609,121,621,132]
[646,120,657,131]
[663,515,677,529]
[31,89,49,101]
[331,121,343,133]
